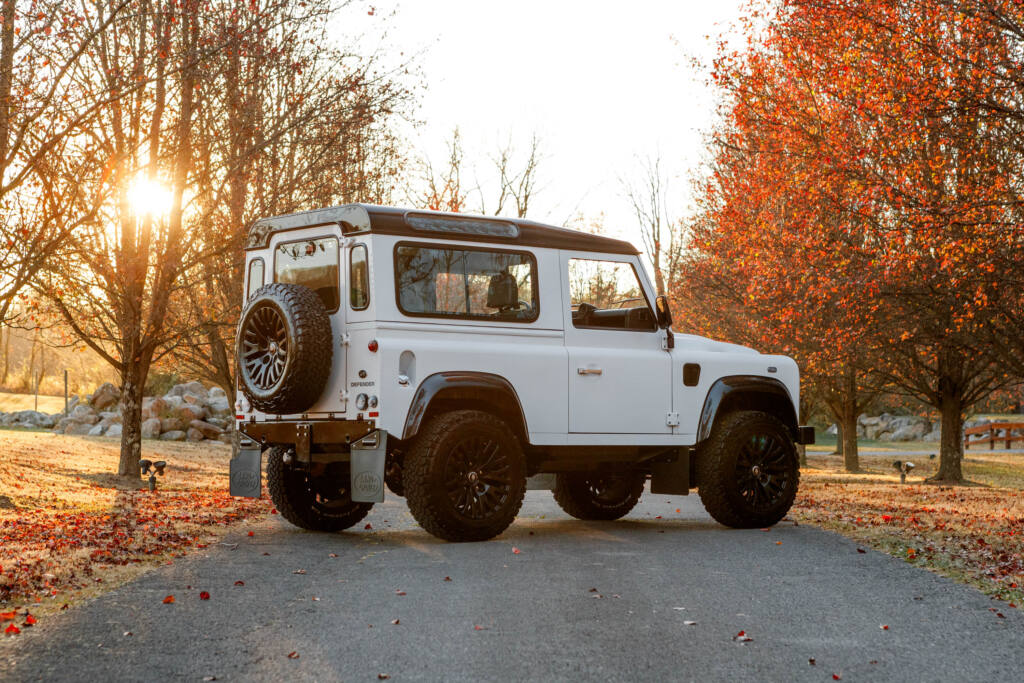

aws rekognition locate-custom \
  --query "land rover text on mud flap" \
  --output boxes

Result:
[229,204,814,542]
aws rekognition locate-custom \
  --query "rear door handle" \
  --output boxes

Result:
[577,368,603,375]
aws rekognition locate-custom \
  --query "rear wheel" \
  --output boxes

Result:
[404,410,526,542]
[266,446,373,532]
[697,410,799,528]
[553,470,645,521]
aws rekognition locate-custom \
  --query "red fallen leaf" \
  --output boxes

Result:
[880,624,889,630]
[287,651,299,659]
[378,675,390,680]
[0,611,15,621]
[247,531,254,537]
[25,614,37,626]
[733,630,752,642]
[364,523,373,530]
[996,612,1005,618]
[857,548,866,554]
[395,590,406,596]
[882,515,892,522]
[809,658,816,665]
[234,581,245,586]
[329,553,338,558]
[391,619,400,625]
[270,508,278,515]
[473,625,486,630]
[163,595,175,604]
[512,547,520,554]
[655,515,662,519]
[199,591,210,600]
[444,576,452,582]
[675,508,681,513]
[60,604,69,611]
[5,623,20,635]
[833,675,841,681]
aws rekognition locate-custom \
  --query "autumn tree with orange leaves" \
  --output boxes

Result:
[683,0,1024,482]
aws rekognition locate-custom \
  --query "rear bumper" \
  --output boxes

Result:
[796,425,816,445]
[239,418,376,448]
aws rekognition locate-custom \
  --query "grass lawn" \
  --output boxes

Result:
[793,448,1024,608]
[0,431,269,625]
[0,392,65,414]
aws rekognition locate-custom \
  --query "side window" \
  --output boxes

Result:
[568,258,656,331]
[246,258,264,300]
[350,244,370,310]
[274,236,339,311]
[395,243,538,322]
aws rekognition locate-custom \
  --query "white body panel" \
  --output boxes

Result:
[237,228,801,448]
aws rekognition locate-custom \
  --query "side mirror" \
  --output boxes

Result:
[655,295,673,329]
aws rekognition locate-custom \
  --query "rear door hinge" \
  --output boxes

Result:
[666,412,680,427]
[340,333,351,347]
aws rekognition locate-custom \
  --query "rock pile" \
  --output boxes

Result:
[827,414,1023,443]
[0,381,233,444]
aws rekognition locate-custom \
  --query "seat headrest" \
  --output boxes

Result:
[487,272,518,309]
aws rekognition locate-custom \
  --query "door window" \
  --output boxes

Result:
[274,236,340,312]
[568,258,656,331]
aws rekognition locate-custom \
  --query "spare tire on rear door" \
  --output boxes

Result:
[236,282,333,415]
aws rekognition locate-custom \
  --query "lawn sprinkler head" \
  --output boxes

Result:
[892,460,915,484]
[142,460,168,492]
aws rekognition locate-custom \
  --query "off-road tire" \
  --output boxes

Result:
[697,410,800,528]
[236,283,332,415]
[266,446,373,532]
[553,471,645,521]
[404,410,526,542]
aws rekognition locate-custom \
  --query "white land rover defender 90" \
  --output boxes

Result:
[230,204,814,542]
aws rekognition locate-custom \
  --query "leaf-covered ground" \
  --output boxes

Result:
[793,451,1024,607]
[0,430,269,627]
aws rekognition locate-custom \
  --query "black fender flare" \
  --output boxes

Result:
[696,375,799,443]
[401,371,527,440]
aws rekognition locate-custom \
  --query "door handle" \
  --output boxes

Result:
[577,368,603,375]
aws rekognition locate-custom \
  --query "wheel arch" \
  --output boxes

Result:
[696,375,798,444]
[401,371,528,443]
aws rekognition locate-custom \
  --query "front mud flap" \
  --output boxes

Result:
[230,447,262,498]
[351,430,386,503]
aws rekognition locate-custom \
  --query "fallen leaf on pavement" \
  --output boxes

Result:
[378,675,390,680]
[733,630,753,642]
[287,651,299,659]
[5,623,20,635]
[293,569,306,575]
[123,631,132,637]
[880,624,889,630]
[391,619,400,625]
[857,548,866,554]
[364,523,372,530]
[808,658,815,665]
[474,624,486,630]
[683,620,697,626]
[199,591,210,600]
[247,531,254,537]
[444,576,452,582]
[162,595,175,604]
[24,614,36,626]
[329,553,338,558]
[395,589,406,596]
[833,675,842,681]
[512,547,520,554]
[234,580,245,586]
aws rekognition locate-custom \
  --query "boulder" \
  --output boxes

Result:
[186,427,204,442]
[160,430,187,441]
[859,415,882,426]
[209,386,227,400]
[89,382,120,411]
[178,403,206,422]
[143,396,170,420]
[99,411,122,424]
[168,381,206,399]
[88,423,105,436]
[160,417,186,433]
[66,422,94,436]
[71,405,99,424]
[141,417,163,439]
[207,396,231,417]
[183,393,205,406]
[189,419,223,439]
[106,423,123,437]
[205,416,229,429]
[162,395,184,411]
[67,395,80,412]
[891,421,929,441]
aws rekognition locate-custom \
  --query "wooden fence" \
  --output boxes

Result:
[964,422,1024,450]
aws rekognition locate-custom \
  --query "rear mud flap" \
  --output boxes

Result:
[230,447,263,498]
[351,430,386,503]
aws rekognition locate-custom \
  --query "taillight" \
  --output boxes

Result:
[368,339,379,352]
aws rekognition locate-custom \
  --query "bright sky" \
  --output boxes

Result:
[346,0,745,246]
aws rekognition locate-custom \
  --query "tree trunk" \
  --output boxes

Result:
[118,364,144,479]
[833,420,844,456]
[932,382,964,482]
[838,394,859,473]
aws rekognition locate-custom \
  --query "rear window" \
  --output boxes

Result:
[395,243,538,322]
[274,236,339,311]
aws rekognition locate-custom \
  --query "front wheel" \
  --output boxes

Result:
[697,410,800,528]
[404,410,526,542]
[266,446,374,532]
[553,471,645,521]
